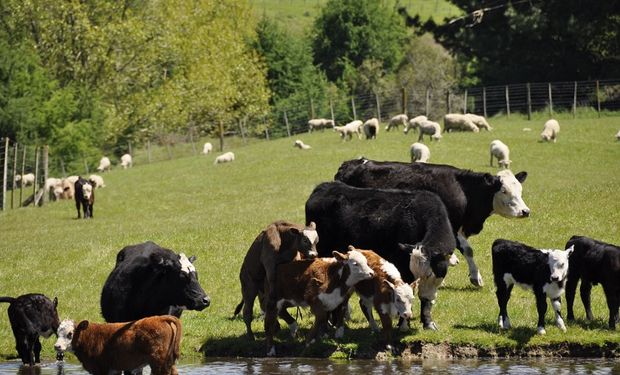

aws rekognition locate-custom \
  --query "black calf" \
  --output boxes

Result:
[565,235,620,329]
[74,177,95,219]
[0,294,60,365]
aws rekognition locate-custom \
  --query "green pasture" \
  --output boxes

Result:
[1,113,619,361]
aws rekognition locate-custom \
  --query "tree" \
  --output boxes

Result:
[311,0,408,83]
[422,0,620,85]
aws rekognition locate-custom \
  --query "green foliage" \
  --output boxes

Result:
[1,114,618,360]
[311,0,408,83]
[425,0,620,85]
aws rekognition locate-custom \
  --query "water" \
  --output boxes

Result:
[0,358,617,375]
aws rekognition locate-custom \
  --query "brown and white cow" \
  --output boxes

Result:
[54,315,181,375]
[267,247,374,356]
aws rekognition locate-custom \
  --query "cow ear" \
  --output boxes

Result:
[332,251,347,261]
[77,320,89,331]
[263,224,282,253]
[515,171,528,183]
[347,245,356,252]
[289,227,301,235]
[398,243,411,254]
[53,297,58,308]
[483,173,499,188]
[189,255,196,263]
[307,221,316,230]
[150,253,174,271]
[565,245,574,257]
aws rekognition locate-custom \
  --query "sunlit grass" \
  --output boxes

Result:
[0,114,618,361]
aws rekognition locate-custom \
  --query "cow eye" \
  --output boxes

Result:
[67,332,72,339]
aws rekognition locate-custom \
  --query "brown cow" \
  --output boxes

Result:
[54,315,181,375]
[266,247,374,356]
[234,220,318,340]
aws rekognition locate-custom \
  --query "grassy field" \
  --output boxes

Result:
[1,113,619,362]
[250,0,462,35]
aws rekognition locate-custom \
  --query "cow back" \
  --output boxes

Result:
[566,235,620,285]
[492,239,550,285]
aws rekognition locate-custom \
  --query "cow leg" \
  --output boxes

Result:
[359,299,379,332]
[378,312,393,350]
[417,132,423,142]
[535,289,548,334]
[496,282,512,330]
[418,276,442,330]
[457,232,483,287]
[75,200,81,219]
[580,279,594,321]
[278,307,298,338]
[602,283,619,330]
[240,277,259,340]
[307,307,328,344]
[565,274,579,321]
[550,296,566,332]
[331,303,349,339]
[33,336,42,364]
[420,298,436,330]
[89,203,94,218]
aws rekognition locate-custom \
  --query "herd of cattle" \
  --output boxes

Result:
[1,118,619,372]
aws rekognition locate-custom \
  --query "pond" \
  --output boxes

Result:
[0,358,618,375]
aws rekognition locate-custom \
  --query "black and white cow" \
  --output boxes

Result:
[305,181,456,329]
[100,241,210,322]
[565,235,620,329]
[74,177,95,219]
[335,158,530,287]
[492,239,573,335]
[0,294,61,365]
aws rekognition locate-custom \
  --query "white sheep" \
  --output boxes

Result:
[308,118,335,132]
[60,176,79,200]
[14,173,35,187]
[490,140,511,169]
[97,157,111,172]
[362,118,380,139]
[541,119,560,142]
[465,113,493,131]
[294,140,312,150]
[88,174,105,189]
[214,151,235,165]
[334,120,363,141]
[410,142,430,163]
[120,154,132,169]
[44,177,63,200]
[444,113,479,133]
[386,114,408,132]
[202,142,213,155]
[418,120,442,142]
[404,115,427,134]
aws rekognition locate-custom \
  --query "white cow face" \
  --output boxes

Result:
[54,319,75,353]
[335,249,374,286]
[302,222,319,258]
[387,280,414,320]
[492,170,530,218]
[547,245,573,283]
[82,182,93,200]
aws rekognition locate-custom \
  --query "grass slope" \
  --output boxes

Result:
[1,113,619,361]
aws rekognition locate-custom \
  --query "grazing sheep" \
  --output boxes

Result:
[202,142,213,155]
[60,176,79,200]
[14,173,35,187]
[214,151,235,164]
[308,118,335,132]
[88,174,105,189]
[404,115,427,134]
[490,140,511,169]
[443,113,479,133]
[541,119,560,142]
[465,113,493,131]
[294,140,311,150]
[386,114,408,132]
[45,178,63,200]
[120,154,132,169]
[362,118,380,139]
[334,120,363,141]
[418,120,442,142]
[96,157,111,172]
[410,142,430,163]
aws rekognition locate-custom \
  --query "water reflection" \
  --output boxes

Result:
[0,358,617,375]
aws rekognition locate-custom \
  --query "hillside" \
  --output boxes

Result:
[250,0,462,35]
[0,113,619,361]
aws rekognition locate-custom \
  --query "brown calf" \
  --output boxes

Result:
[54,315,181,375]
[234,220,318,340]
[266,247,374,356]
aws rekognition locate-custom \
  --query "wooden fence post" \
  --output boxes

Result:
[33,147,39,204]
[505,85,510,118]
[548,83,553,116]
[463,89,468,114]
[19,145,26,207]
[425,88,430,117]
[329,99,335,123]
[218,121,224,152]
[2,138,8,210]
[42,146,48,205]
[265,128,270,141]
[596,80,601,117]
[11,143,17,209]
[147,140,152,164]
[401,87,407,115]
[284,111,291,137]
[446,90,451,114]
[483,87,487,118]
[189,128,196,155]
[128,141,133,157]
[573,81,577,118]
[527,83,532,121]
[351,97,357,120]
[375,91,381,122]
[310,98,315,120]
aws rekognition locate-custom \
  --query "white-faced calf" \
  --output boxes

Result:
[492,239,574,334]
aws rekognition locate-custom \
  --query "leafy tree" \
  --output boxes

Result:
[311,0,408,83]
[421,0,620,84]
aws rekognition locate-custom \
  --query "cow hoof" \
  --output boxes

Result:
[266,347,276,357]
[469,273,484,288]
[423,322,438,331]
[537,327,546,335]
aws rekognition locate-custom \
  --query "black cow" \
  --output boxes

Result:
[305,181,455,329]
[565,235,620,329]
[335,158,530,287]
[74,177,95,219]
[0,294,61,365]
[492,239,573,335]
[100,241,210,323]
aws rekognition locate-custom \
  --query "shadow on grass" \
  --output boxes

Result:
[566,317,611,330]
[453,322,537,346]
[439,284,484,292]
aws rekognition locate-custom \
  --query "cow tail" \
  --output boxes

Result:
[0,297,16,304]
[167,318,182,363]
[233,300,244,317]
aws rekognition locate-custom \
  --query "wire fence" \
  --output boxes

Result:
[2,78,619,211]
